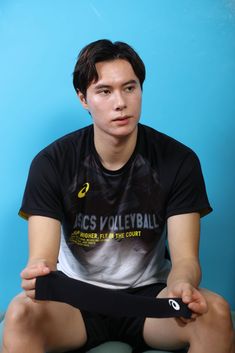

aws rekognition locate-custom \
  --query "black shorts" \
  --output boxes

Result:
[66,282,166,353]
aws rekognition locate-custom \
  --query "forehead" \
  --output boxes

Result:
[93,59,139,86]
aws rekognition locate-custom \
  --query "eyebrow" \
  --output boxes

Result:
[94,79,139,90]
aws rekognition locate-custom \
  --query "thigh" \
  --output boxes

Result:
[143,287,232,351]
[116,283,167,351]
[143,287,190,351]
[4,292,87,352]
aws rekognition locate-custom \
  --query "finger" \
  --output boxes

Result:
[175,317,190,326]
[182,288,193,304]
[167,292,175,299]
[25,289,36,300]
[21,265,50,280]
[175,312,197,325]
[21,278,36,291]
[190,291,208,313]
[188,301,208,314]
[178,316,196,324]
[190,312,198,320]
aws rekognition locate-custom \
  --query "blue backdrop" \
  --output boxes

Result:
[0,0,234,311]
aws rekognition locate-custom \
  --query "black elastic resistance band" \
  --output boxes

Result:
[35,271,192,319]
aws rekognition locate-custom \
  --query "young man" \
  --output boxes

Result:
[1,39,234,353]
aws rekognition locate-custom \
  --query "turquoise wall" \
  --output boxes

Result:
[0,0,234,311]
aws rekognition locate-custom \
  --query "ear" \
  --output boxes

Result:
[77,91,89,110]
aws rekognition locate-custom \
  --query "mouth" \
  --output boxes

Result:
[113,115,131,121]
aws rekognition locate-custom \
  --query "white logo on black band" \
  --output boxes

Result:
[168,299,180,311]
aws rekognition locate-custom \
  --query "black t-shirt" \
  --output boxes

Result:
[19,124,212,288]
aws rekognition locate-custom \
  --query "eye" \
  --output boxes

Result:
[125,85,135,93]
[98,89,111,95]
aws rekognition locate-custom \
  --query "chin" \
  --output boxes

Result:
[113,125,137,138]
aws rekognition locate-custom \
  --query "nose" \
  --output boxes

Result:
[113,91,127,111]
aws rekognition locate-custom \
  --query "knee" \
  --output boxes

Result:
[5,294,43,330]
[2,295,46,351]
[210,294,231,320]
[207,294,233,332]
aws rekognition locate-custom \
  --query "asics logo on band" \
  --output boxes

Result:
[168,299,180,311]
[78,183,90,198]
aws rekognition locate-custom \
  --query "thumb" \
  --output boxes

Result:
[182,287,193,304]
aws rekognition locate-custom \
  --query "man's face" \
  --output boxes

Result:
[78,59,142,139]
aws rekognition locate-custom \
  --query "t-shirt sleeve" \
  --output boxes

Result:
[166,152,212,219]
[19,153,63,222]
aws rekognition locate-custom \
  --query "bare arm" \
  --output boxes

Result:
[167,213,207,316]
[21,215,61,299]
[167,212,201,288]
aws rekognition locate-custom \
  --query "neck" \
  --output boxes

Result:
[94,127,138,171]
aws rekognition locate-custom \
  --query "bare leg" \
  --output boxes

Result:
[143,288,234,353]
[1,292,87,353]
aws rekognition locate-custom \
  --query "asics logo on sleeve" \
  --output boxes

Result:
[168,299,180,311]
[78,183,90,198]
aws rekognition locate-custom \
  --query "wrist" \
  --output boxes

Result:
[27,258,56,270]
[167,268,201,289]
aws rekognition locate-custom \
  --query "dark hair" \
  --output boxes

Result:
[73,39,145,96]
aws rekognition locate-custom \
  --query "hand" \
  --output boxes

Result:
[20,260,50,299]
[167,281,208,324]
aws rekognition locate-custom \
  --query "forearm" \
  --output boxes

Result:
[27,215,61,269]
[167,257,202,289]
[166,214,207,316]
[21,216,61,298]
[167,213,201,289]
